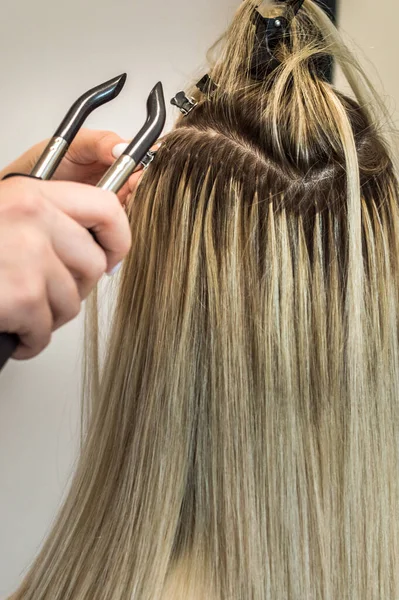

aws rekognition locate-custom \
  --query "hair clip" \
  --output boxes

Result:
[171,75,218,117]
[170,91,198,115]
[140,150,157,170]
[196,74,218,96]
[250,0,305,80]
[282,0,305,14]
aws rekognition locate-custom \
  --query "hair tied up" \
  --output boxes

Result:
[250,0,308,81]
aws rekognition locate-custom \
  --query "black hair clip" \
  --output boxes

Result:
[140,150,157,169]
[250,0,305,80]
[171,75,217,117]
[171,91,198,115]
[196,74,218,96]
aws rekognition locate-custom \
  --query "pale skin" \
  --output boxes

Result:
[0,129,143,360]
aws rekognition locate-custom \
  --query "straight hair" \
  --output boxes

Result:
[12,1,399,598]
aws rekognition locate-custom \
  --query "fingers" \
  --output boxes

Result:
[46,258,81,330]
[117,170,144,205]
[95,131,128,166]
[56,129,160,203]
[14,300,53,361]
[67,129,162,170]
[117,180,132,204]
[128,170,145,194]
[39,180,131,273]
[0,176,132,361]
[47,209,108,299]
[67,129,127,167]
[111,142,129,160]
[7,257,82,360]
[2,270,53,360]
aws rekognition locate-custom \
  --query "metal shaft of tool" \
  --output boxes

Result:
[97,155,137,193]
[30,137,69,180]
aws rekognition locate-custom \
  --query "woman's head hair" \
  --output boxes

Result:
[13,2,399,599]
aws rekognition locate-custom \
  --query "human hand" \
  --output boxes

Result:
[0,129,144,204]
[0,176,131,360]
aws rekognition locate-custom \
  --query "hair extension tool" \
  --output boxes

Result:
[0,77,166,372]
[97,82,165,193]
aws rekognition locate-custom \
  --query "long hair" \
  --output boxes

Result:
[12,1,399,598]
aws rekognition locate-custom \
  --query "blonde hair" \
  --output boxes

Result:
[12,1,399,598]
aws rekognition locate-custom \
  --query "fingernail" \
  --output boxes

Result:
[107,261,123,277]
[112,143,129,159]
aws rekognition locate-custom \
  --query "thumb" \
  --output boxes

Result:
[67,129,128,166]
[96,132,130,165]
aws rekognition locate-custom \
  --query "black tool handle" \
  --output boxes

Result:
[0,333,19,370]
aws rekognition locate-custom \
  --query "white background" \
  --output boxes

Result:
[0,0,397,597]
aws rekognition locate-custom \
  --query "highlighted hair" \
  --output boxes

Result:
[13,2,399,598]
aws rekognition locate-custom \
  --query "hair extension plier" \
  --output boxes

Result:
[0,74,166,372]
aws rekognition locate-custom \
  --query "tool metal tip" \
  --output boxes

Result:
[116,82,166,164]
[121,81,166,163]
[147,82,164,114]
[112,73,128,98]
[54,73,128,144]
[150,82,164,101]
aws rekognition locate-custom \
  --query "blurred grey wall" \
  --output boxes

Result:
[337,0,398,123]
[0,0,396,597]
